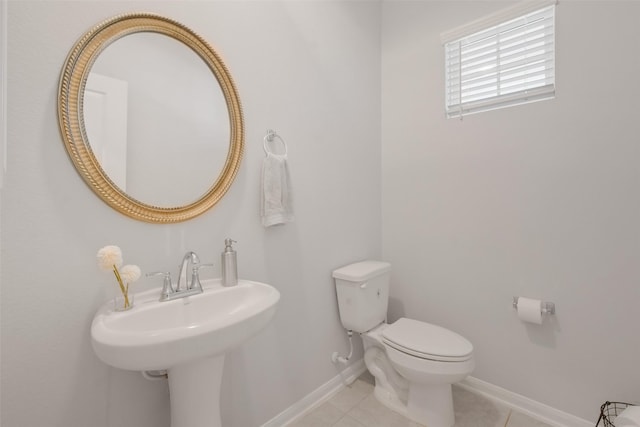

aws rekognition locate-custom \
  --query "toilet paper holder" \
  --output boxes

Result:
[512,297,556,315]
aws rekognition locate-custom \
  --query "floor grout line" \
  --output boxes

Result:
[504,409,513,427]
[294,376,552,427]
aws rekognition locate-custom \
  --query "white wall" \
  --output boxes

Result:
[5,1,638,425]
[1,2,381,426]
[381,0,640,422]
[0,0,5,190]
[0,0,5,418]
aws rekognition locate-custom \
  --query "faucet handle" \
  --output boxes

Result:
[194,263,215,270]
[147,271,174,300]
[191,263,214,291]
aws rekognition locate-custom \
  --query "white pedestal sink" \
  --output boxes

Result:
[91,279,280,427]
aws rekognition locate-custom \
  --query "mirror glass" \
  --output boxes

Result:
[58,13,244,223]
[84,33,230,207]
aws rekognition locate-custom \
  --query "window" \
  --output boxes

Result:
[442,1,556,118]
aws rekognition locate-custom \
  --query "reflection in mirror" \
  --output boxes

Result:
[84,33,230,207]
[58,13,244,223]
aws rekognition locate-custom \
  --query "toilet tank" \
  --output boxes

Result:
[332,260,391,333]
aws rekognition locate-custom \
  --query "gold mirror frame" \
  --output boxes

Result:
[58,13,244,223]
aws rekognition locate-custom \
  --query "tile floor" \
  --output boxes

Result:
[288,373,553,427]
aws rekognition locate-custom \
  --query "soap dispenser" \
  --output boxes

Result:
[221,238,238,287]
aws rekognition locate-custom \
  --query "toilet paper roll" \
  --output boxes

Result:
[616,406,640,427]
[517,297,543,324]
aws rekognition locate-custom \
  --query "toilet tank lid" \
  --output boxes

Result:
[332,260,391,282]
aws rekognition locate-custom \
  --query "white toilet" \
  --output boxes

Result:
[333,260,474,427]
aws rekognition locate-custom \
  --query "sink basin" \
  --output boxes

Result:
[91,279,280,371]
[91,278,279,427]
[91,279,280,427]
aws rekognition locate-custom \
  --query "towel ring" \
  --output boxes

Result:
[263,129,288,156]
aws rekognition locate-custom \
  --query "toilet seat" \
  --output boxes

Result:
[382,318,473,362]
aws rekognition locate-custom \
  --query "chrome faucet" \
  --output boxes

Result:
[147,251,213,302]
[177,251,199,292]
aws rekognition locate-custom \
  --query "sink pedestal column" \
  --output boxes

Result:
[168,354,225,427]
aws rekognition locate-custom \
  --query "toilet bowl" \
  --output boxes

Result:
[333,261,474,427]
[361,319,474,427]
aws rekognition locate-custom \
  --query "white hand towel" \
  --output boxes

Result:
[261,152,294,227]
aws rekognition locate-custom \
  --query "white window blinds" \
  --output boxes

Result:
[443,2,556,118]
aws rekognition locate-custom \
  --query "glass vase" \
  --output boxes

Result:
[113,292,134,311]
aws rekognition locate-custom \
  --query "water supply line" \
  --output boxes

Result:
[331,330,354,364]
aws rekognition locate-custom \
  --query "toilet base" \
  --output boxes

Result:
[406,383,454,427]
[362,325,463,427]
[373,384,408,417]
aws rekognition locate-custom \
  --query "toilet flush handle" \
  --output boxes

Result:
[360,283,367,289]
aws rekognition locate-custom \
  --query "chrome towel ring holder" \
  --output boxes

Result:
[263,129,288,156]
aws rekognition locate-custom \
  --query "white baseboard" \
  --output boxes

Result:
[261,361,591,427]
[458,376,592,427]
[261,359,367,427]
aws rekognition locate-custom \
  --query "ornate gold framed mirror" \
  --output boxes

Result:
[58,13,244,223]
